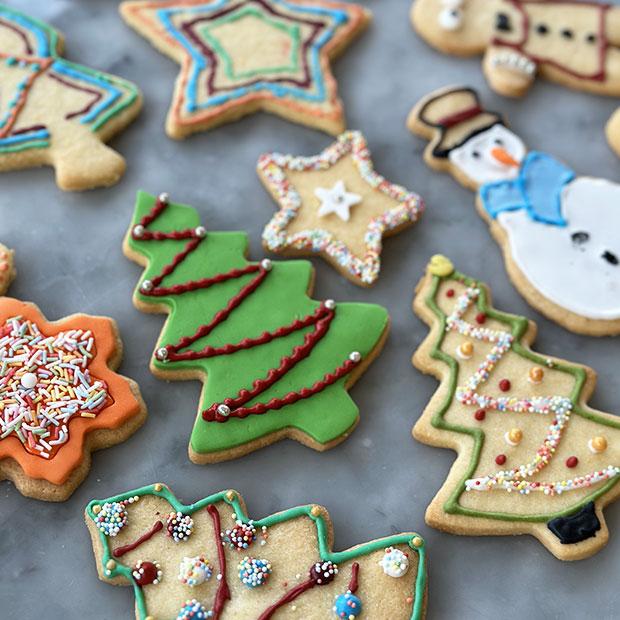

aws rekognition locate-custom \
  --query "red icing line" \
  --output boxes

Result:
[0,18,33,54]
[112,520,163,558]
[132,196,360,424]
[491,0,610,82]
[348,562,360,593]
[437,105,483,128]
[207,504,230,619]
[258,578,316,620]
[47,71,104,120]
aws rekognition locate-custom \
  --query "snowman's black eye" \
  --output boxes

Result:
[472,150,481,159]
[494,138,504,146]
[571,231,590,245]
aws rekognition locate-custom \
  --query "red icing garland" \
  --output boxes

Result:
[491,0,610,82]
[258,578,316,620]
[348,562,360,593]
[132,195,360,424]
[112,520,163,558]
[207,504,231,619]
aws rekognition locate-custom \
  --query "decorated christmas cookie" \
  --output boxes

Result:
[258,131,425,286]
[0,243,15,294]
[408,86,620,336]
[411,255,620,560]
[119,0,370,139]
[86,483,427,619]
[0,298,146,500]
[0,5,141,190]
[410,0,620,157]
[124,191,389,463]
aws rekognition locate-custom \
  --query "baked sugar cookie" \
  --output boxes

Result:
[412,255,620,560]
[0,5,142,190]
[86,483,428,619]
[0,298,147,500]
[408,86,620,336]
[124,191,389,463]
[0,243,15,294]
[119,0,370,138]
[259,131,425,286]
[410,0,620,157]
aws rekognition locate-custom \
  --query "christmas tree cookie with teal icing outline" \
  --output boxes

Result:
[408,85,620,336]
[123,191,389,463]
[119,0,370,138]
[86,483,428,619]
[0,4,141,190]
[412,255,620,560]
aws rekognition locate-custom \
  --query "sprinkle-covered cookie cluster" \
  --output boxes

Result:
[224,519,257,550]
[0,317,109,459]
[94,501,130,537]
[166,511,194,542]
[238,557,272,588]
[178,555,212,587]
[176,599,209,620]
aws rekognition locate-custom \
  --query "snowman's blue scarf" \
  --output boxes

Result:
[479,152,575,226]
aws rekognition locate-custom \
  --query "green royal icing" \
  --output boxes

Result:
[199,6,301,80]
[86,484,427,620]
[423,269,620,523]
[127,192,389,458]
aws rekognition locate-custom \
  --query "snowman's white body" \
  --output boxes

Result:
[448,125,620,321]
[497,178,620,320]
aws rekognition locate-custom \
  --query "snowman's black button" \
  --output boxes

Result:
[586,33,597,44]
[602,250,619,266]
[495,13,512,32]
[571,231,590,245]
[561,28,574,39]
[536,23,549,35]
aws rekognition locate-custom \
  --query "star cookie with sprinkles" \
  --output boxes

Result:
[119,0,370,138]
[86,483,428,619]
[412,255,620,560]
[259,131,425,286]
[0,4,141,190]
[0,243,15,294]
[0,298,147,501]
[124,191,389,463]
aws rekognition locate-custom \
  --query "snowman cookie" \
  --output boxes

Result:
[408,86,620,336]
[412,255,620,560]
[0,243,15,294]
[410,0,620,157]
[86,483,428,619]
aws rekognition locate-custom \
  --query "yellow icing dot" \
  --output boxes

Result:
[411,536,424,548]
[226,490,236,501]
[460,341,474,357]
[310,505,322,517]
[589,436,608,453]
[153,483,163,492]
[529,366,544,383]
[427,254,454,277]
[92,505,101,515]
[106,559,116,570]
[507,428,523,445]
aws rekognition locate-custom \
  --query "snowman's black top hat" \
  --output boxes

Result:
[417,87,505,158]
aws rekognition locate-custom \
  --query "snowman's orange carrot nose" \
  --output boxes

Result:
[491,147,519,167]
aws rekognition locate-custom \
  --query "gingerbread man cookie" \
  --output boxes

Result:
[259,131,425,286]
[408,86,620,336]
[0,4,142,190]
[124,191,389,463]
[0,243,15,294]
[119,0,370,138]
[410,0,620,157]
[0,298,147,501]
[412,255,620,560]
[86,483,428,619]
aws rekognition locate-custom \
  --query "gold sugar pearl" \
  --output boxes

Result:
[92,505,102,515]
[529,366,544,383]
[310,505,322,517]
[106,559,116,570]
[411,536,424,548]
[153,483,163,492]
[506,428,523,445]
[589,436,608,454]
[461,341,474,356]
[226,490,236,501]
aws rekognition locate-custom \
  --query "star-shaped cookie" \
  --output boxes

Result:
[259,131,425,286]
[0,298,147,501]
[119,0,371,138]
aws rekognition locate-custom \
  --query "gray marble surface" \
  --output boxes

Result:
[1,0,619,618]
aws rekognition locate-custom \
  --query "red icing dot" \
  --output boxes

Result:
[495,454,507,465]
[446,288,455,298]
[475,312,486,324]
[133,561,160,586]
[474,409,486,421]
[499,379,511,392]
[566,456,579,468]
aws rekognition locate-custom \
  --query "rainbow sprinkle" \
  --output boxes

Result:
[0,316,109,459]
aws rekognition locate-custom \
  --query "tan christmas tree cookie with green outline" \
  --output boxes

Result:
[412,255,620,560]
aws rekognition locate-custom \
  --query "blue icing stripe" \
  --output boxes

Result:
[0,8,51,57]
[0,129,50,146]
[157,0,347,113]
[51,61,122,124]
[480,151,575,227]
